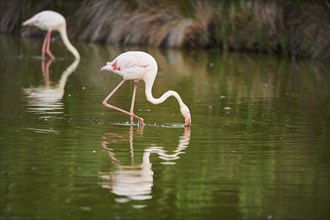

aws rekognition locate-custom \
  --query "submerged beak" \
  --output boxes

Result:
[180,104,191,127]
[184,113,191,127]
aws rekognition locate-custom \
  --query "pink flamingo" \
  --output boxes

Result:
[101,51,191,127]
[22,10,80,60]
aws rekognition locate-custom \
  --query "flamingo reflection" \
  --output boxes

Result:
[23,57,80,119]
[99,125,191,203]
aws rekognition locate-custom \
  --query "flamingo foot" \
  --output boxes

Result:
[138,118,144,126]
[129,114,143,126]
[47,50,55,60]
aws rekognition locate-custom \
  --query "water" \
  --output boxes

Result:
[1,35,329,220]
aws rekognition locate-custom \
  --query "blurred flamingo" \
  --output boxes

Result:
[101,51,191,127]
[22,10,80,60]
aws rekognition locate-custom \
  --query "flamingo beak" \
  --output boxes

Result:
[101,62,111,71]
[22,19,32,26]
[22,17,37,26]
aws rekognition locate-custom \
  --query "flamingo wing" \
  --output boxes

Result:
[115,51,151,69]
[110,51,154,80]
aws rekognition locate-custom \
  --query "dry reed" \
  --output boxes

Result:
[1,0,329,61]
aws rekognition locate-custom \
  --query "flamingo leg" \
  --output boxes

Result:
[129,125,134,164]
[41,32,49,59]
[102,79,144,125]
[129,81,139,125]
[42,31,55,60]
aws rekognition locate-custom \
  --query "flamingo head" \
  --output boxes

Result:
[101,60,122,72]
[180,104,191,127]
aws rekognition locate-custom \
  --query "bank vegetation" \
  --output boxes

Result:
[1,0,329,61]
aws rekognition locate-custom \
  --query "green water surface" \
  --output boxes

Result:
[1,35,329,220]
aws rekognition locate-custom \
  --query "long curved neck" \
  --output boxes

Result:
[144,80,185,107]
[58,25,80,59]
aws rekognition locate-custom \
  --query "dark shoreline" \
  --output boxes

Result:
[1,0,329,61]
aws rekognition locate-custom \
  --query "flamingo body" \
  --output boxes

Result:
[101,51,191,126]
[23,11,64,31]
[105,51,156,81]
[22,10,80,59]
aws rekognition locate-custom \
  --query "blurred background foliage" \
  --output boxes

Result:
[1,0,329,61]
